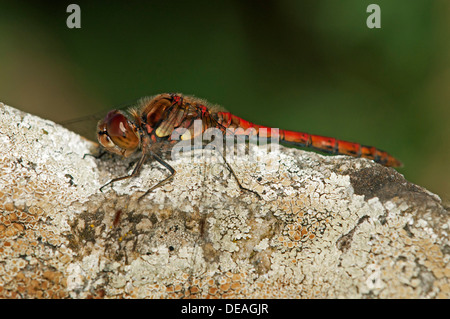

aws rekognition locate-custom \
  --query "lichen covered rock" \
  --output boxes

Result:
[0,103,448,298]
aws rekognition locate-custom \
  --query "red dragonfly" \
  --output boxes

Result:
[97,93,402,198]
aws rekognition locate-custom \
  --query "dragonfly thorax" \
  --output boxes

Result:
[97,110,140,157]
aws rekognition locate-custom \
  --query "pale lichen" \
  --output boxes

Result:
[0,102,448,298]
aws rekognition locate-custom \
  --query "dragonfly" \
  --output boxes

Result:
[96,93,402,199]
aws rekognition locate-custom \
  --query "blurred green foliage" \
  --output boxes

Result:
[0,0,449,199]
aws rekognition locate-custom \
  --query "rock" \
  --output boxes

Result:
[0,102,448,298]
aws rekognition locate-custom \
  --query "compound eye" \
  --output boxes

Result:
[106,112,130,138]
[105,111,140,151]
[96,110,140,157]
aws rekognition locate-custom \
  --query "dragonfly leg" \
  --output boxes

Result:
[99,152,148,192]
[137,152,176,201]
[213,148,261,199]
[171,142,261,199]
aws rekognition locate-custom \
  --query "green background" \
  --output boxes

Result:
[0,0,449,201]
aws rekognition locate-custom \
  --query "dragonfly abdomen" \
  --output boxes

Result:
[281,130,402,167]
[216,111,402,167]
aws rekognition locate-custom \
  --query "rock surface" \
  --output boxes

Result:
[0,102,448,298]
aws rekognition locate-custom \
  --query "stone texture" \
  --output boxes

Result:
[0,102,448,298]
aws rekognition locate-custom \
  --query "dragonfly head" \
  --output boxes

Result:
[97,110,140,157]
